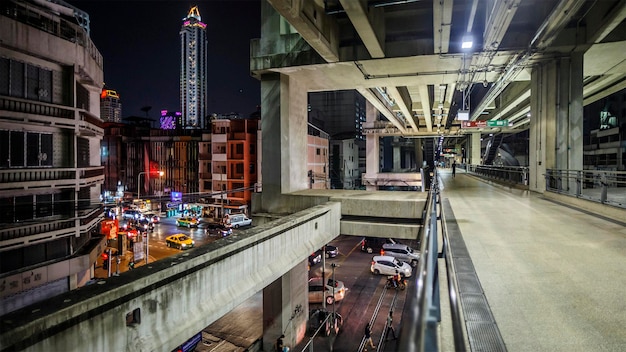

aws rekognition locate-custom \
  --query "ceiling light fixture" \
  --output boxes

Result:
[461,35,473,49]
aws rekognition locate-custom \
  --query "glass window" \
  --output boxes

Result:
[0,130,8,168]
[10,131,24,167]
[27,132,39,166]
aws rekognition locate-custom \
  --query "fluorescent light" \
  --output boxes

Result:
[462,35,473,49]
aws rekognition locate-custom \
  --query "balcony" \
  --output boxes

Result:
[0,166,104,191]
[0,206,104,251]
[1,96,73,121]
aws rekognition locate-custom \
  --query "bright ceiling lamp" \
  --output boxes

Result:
[461,35,473,49]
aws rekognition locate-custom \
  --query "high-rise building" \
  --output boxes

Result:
[179,6,208,129]
[100,88,122,122]
[0,0,106,315]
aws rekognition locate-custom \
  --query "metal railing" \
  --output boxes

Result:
[466,164,529,186]
[545,169,626,208]
[398,168,467,352]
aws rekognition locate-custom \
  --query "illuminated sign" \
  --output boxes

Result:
[457,110,469,120]
[100,89,120,99]
[461,121,487,128]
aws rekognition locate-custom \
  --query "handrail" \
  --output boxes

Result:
[397,168,439,351]
[397,167,468,351]
[440,187,468,351]
[545,169,626,208]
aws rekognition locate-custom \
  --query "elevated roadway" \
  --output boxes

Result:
[0,190,429,351]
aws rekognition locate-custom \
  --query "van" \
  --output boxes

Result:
[360,237,398,254]
[225,213,252,228]
[382,243,420,267]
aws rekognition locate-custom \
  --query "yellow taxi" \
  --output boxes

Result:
[165,234,195,250]
[176,216,198,228]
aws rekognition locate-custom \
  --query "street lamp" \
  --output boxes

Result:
[137,171,147,201]
[137,170,164,265]
[138,170,164,200]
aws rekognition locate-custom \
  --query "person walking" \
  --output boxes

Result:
[276,334,285,352]
[452,160,457,178]
[386,311,397,340]
[364,322,376,348]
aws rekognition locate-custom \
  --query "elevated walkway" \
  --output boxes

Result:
[440,170,626,351]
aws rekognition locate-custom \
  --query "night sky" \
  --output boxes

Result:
[67,1,262,120]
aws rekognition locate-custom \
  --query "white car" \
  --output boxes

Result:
[370,255,412,278]
[308,277,346,305]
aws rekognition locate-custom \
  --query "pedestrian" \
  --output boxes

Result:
[364,322,375,348]
[386,311,397,340]
[452,160,457,178]
[276,334,284,352]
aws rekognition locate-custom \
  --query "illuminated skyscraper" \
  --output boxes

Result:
[179,6,207,129]
[100,88,122,122]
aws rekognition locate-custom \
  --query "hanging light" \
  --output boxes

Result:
[461,35,473,49]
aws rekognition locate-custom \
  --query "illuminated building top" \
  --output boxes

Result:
[100,89,120,99]
[182,6,206,29]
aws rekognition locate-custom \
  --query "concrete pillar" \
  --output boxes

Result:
[454,143,462,164]
[259,73,308,212]
[529,52,584,193]
[393,141,401,171]
[365,100,379,191]
[415,140,423,169]
[262,262,308,352]
[470,133,481,165]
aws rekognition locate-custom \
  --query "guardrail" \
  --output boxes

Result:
[545,169,626,208]
[466,164,529,186]
[398,168,467,352]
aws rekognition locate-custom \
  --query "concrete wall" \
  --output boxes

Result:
[0,203,341,351]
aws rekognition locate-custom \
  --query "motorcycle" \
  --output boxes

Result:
[385,275,406,290]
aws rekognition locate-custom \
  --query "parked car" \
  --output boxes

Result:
[176,217,198,228]
[165,234,195,249]
[122,209,141,220]
[308,252,322,266]
[360,237,399,254]
[225,213,252,228]
[370,255,412,277]
[308,277,346,305]
[382,243,420,267]
[317,244,339,258]
[142,211,160,224]
[205,223,232,237]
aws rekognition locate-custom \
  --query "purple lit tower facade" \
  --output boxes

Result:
[179,6,208,129]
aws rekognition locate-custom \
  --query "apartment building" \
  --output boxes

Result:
[0,0,106,315]
[201,117,258,217]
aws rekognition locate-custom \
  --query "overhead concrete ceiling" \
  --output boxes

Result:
[257,0,626,141]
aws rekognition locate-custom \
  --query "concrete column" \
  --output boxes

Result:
[529,52,583,193]
[393,141,401,171]
[470,133,481,165]
[262,261,308,352]
[259,73,308,212]
[365,100,379,191]
[454,143,462,164]
[414,140,423,169]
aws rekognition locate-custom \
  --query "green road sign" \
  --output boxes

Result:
[487,120,509,127]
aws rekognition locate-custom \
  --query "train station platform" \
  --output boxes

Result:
[440,169,626,352]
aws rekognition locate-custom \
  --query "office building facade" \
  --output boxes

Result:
[0,0,106,315]
[179,6,208,129]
